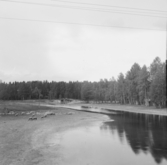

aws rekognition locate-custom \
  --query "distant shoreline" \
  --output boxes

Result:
[0,100,166,117]
[56,103,167,117]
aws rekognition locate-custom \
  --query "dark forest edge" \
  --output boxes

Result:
[0,57,166,108]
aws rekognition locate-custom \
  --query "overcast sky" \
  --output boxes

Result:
[0,0,166,82]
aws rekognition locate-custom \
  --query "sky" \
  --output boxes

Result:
[0,0,166,82]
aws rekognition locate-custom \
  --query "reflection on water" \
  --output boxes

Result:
[101,113,167,164]
[54,112,167,165]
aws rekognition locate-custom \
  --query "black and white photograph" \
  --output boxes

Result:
[0,0,167,165]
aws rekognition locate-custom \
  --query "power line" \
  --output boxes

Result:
[0,0,166,18]
[0,16,165,31]
[51,0,167,13]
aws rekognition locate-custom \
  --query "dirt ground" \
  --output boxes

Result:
[0,104,107,165]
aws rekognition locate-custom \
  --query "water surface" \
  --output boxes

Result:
[52,112,167,165]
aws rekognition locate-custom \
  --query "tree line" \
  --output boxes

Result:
[0,57,166,108]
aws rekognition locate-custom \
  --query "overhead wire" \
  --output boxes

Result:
[0,0,166,31]
[51,0,167,13]
[0,16,165,31]
[0,0,166,18]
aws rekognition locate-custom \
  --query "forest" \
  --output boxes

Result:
[0,57,166,108]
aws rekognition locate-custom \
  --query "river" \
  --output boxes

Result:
[51,107,167,165]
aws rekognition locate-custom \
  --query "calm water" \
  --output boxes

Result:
[55,112,167,165]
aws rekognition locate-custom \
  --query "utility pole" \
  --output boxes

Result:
[166,20,167,108]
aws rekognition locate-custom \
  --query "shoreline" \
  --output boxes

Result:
[55,103,167,116]
[0,100,166,117]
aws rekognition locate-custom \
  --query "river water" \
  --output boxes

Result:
[54,109,167,165]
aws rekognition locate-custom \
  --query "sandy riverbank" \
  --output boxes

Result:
[0,106,107,165]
